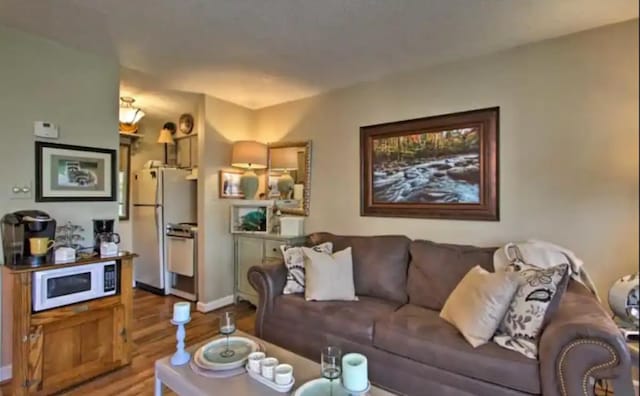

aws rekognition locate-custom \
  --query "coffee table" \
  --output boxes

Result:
[154,330,397,395]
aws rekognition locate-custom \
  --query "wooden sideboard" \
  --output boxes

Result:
[1,253,136,395]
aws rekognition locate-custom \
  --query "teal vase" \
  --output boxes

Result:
[240,169,259,199]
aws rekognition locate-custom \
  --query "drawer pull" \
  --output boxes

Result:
[72,304,89,313]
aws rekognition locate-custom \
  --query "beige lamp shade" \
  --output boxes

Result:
[157,128,175,145]
[231,141,267,169]
[270,147,299,171]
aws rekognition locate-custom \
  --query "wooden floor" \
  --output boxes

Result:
[2,290,255,396]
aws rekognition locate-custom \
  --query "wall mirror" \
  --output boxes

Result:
[266,141,312,216]
[118,143,131,220]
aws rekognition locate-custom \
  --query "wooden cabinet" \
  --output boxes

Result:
[233,234,305,305]
[2,254,135,395]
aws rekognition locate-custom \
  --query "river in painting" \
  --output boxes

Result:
[372,128,481,204]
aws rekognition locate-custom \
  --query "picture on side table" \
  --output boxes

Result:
[219,169,245,198]
[360,107,499,221]
[35,142,116,202]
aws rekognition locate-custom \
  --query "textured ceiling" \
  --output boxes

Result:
[0,0,637,109]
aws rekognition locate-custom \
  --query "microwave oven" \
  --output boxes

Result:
[32,261,118,312]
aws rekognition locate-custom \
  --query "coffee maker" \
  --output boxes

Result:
[1,210,57,265]
[93,219,120,252]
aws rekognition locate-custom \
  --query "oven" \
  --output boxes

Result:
[32,261,118,312]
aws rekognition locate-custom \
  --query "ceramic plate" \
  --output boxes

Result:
[194,336,259,371]
[293,378,350,396]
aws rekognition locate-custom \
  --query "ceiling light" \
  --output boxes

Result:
[119,97,145,133]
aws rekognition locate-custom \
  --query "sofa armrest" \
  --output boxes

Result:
[539,282,631,396]
[248,259,287,337]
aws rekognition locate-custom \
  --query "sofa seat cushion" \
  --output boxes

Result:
[373,304,540,394]
[272,294,402,344]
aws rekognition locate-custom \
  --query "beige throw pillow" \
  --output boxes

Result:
[440,266,519,347]
[303,247,357,301]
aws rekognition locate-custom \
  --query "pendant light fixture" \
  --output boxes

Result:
[119,97,145,133]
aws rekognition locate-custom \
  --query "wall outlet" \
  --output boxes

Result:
[9,182,32,199]
[34,121,59,139]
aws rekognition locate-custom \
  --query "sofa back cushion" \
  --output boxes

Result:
[309,233,410,303]
[408,240,497,310]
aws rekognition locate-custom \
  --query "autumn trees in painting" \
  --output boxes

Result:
[372,128,479,164]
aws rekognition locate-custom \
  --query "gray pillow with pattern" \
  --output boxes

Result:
[493,263,569,359]
[281,242,333,294]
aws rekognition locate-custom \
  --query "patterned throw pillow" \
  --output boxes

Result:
[493,263,569,359]
[281,242,333,294]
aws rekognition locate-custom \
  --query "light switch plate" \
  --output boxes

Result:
[34,121,59,139]
[9,182,32,199]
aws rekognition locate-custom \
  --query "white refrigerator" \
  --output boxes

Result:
[132,167,196,294]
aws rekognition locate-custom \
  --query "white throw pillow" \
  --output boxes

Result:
[440,266,519,348]
[493,263,569,359]
[281,242,333,294]
[303,246,357,301]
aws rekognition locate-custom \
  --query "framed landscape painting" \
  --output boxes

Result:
[360,107,499,221]
[35,142,116,202]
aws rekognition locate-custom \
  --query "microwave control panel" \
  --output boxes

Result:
[104,264,117,293]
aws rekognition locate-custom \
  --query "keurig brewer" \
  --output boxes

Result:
[1,210,56,265]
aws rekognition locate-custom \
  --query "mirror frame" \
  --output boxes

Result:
[119,143,131,220]
[267,140,312,216]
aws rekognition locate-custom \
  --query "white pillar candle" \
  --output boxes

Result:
[173,302,191,322]
[342,353,368,391]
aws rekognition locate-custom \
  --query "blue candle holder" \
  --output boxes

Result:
[170,318,191,366]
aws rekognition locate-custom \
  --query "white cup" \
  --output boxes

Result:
[247,352,265,373]
[274,364,293,385]
[261,357,279,380]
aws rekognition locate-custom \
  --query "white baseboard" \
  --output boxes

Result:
[196,295,234,313]
[0,364,11,381]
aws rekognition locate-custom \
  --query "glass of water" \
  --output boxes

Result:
[321,346,342,396]
[219,311,236,358]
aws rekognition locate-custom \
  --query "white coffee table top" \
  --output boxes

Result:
[155,330,397,395]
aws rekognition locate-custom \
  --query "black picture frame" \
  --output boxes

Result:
[35,142,117,202]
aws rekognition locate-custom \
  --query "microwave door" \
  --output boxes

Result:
[33,265,101,312]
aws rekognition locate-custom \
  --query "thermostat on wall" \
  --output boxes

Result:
[34,121,59,139]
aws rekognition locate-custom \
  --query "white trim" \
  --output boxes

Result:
[196,295,234,313]
[0,364,12,381]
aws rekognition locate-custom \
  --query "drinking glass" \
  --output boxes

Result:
[219,311,236,358]
[321,346,342,396]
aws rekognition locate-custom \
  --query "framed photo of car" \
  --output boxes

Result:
[35,142,117,202]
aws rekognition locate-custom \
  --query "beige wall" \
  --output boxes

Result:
[198,96,256,304]
[254,20,639,301]
[0,25,120,368]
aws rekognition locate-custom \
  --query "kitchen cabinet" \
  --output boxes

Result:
[233,234,305,305]
[1,254,136,395]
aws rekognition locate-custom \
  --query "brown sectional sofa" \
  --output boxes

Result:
[248,233,631,396]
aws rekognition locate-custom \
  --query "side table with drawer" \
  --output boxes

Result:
[233,233,305,305]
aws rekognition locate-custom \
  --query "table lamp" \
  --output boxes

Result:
[231,141,267,199]
[270,147,298,199]
[158,122,176,165]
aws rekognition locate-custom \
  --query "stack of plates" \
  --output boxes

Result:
[193,336,261,372]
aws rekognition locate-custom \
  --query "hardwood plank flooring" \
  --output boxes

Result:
[1,289,255,396]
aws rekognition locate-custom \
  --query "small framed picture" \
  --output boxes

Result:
[35,142,116,202]
[230,200,274,234]
[219,169,244,198]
